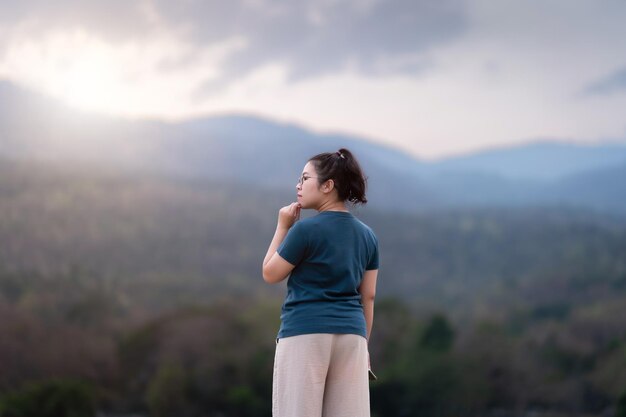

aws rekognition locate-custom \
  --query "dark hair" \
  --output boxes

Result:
[308,148,368,205]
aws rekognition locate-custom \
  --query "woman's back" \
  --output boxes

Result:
[277,210,379,339]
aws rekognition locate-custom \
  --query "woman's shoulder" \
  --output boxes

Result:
[353,217,377,238]
[290,216,319,234]
[296,215,320,226]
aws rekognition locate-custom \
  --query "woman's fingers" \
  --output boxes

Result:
[278,202,301,228]
[281,203,297,215]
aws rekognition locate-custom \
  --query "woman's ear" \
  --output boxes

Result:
[321,179,335,193]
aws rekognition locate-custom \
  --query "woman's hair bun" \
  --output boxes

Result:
[308,148,368,205]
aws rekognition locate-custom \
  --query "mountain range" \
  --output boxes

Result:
[2,79,625,214]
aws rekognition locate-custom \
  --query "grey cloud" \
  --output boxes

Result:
[1,0,467,93]
[276,1,462,77]
[159,0,467,90]
[156,0,468,96]
[0,0,156,42]
[583,67,626,96]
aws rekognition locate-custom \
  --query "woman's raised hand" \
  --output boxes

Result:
[277,202,301,230]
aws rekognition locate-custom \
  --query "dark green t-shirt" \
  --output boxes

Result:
[276,210,379,339]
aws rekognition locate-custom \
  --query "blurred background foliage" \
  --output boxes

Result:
[1,159,626,417]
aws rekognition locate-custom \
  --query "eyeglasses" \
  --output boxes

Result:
[297,175,318,186]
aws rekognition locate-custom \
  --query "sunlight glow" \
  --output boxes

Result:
[60,49,120,111]
[0,29,244,117]
[0,30,127,114]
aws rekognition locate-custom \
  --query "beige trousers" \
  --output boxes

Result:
[272,333,370,417]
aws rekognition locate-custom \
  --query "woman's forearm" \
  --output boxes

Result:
[362,297,374,342]
[263,226,289,267]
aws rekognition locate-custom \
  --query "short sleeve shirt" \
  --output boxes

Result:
[276,210,379,339]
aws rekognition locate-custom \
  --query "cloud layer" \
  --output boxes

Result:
[1,0,626,158]
[584,68,626,96]
[1,0,467,83]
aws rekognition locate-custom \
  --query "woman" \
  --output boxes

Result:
[262,148,379,417]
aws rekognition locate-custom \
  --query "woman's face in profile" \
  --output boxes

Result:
[296,161,324,209]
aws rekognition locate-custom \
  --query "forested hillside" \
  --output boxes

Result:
[1,158,626,416]
[3,157,626,310]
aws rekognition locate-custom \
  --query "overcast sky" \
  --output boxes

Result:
[1,0,625,159]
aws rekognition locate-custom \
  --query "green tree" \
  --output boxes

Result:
[145,362,189,417]
[420,314,455,352]
[616,390,626,417]
[0,379,95,417]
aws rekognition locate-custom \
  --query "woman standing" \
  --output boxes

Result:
[262,148,379,417]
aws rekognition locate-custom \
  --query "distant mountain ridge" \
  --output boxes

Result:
[1,79,626,213]
[421,141,626,181]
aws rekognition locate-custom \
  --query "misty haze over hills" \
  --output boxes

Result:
[1,79,626,214]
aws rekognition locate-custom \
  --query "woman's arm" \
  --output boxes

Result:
[262,227,295,283]
[359,269,378,341]
[262,202,300,284]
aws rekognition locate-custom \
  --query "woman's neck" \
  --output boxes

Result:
[317,200,349,213]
